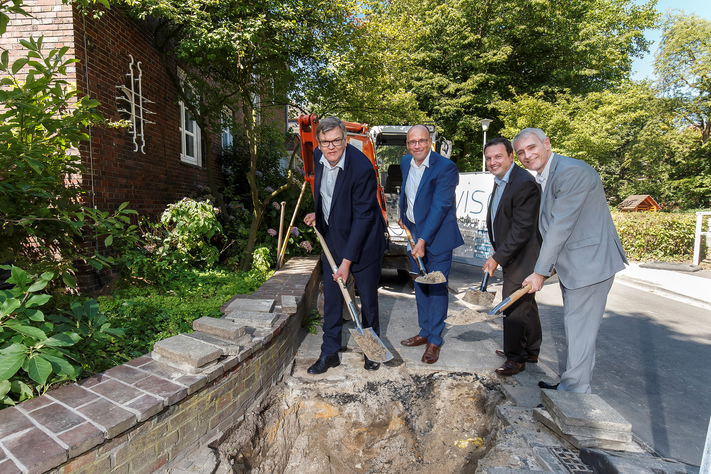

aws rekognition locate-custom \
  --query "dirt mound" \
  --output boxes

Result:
[219,366,504,473]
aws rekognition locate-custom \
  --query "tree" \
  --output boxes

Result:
[356,0,657,167]
[119,0,355,270]
[654,12,711,143]
[495,82,711,209]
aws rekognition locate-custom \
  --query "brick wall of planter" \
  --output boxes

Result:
[0,257,321,474]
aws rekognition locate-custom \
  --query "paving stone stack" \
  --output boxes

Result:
[153,297,289,375]
[533,390,633,450]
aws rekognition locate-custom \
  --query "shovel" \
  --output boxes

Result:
[313,227,394,363]
[445,284,529,326]
[403,227,447,285]
[462,271,496,306]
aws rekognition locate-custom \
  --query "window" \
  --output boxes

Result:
[221,106,234,148]
[179,99,201,166]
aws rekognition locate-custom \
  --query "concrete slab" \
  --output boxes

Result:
[500,384,543,408]
[533,408,633,451]
[223,311,279,329]
[183,332,251,356]
[153,335,222,368]
[495,405,569,448]
[535,405,632,441]
[281,295,298,314]
[223,298,275,313]
[541,390,632,432]
[192,317,246,340]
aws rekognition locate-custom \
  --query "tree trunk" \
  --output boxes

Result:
[239,91,262,272]
[201,128,227,217]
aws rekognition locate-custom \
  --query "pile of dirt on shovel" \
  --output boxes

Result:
[217,364,505,474]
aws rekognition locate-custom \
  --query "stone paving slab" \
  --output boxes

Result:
[57,422,104,457]
[541,390,632,432]
[223,298,275,314]
[77,397,136,438]
[26,403,86,434]
[184,331,251,356]
[0,407,34,440]
[153,334,222,368]
[193,316,246,340]
[223,311,279,329]
[281,295,298,314]
[488,469,566,474]
[496,405,568,449]
[500,384,543,408]
[533,408,633,451]
[533,408,632,443]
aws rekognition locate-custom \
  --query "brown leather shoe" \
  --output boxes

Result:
[401,335,428,347]
[495,359,525,376]
[496,349,538,364]
[422,343,440,364]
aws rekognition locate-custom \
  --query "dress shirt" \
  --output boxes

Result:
[490,164,514,243]
[405,151,431,224]
[536,153,553,193]
[319,150,346,225]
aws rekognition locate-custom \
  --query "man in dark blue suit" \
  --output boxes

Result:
[398,125,464,364]
[304,116,386,374]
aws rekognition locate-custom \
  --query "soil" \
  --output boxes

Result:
[351,330,389,361]
[462,289,496,306]
[445,309,500,326]
[218,364,506,474]
[415,271,446,284]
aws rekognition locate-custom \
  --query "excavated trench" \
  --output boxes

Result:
[218,364,507,474]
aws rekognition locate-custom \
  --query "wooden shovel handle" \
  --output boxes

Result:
[499,284,532,313]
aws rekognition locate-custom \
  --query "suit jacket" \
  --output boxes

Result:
[399,151,464,255]
[313,143,386,271]
[486,164,542,284]
[536,153,628,289]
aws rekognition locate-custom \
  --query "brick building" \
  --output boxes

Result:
[0,2,288,290]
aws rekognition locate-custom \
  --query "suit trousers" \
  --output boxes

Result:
[320,254,382,357]
[558,275,615,393]
[407,231,452,347]
[502,271,542,364]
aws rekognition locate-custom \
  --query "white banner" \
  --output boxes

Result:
[453,172,494,264]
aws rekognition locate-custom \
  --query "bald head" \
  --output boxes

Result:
[406,125,432,164]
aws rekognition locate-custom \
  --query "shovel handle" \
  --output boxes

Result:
[480,272,489,292]
[403,227,427,276]
[497,284,532,314]
[313,227,364,333]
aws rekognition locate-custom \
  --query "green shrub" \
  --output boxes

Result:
[0,266,123,407]
[612,211,701,262]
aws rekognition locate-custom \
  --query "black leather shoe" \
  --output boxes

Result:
[364,355,380,371]
[538,381,559,390]
[496,349,538,363]
[307,354,340,375]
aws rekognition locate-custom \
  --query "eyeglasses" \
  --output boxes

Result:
[407,139,430,147]
[318,138,344,148]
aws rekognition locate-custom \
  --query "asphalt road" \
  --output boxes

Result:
[532,273,711,467]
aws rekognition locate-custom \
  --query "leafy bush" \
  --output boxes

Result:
[0,35,140,285]
[612,211,702,262]
[0,266,123,407]
[96,265,271,361]
[120,198,223,284]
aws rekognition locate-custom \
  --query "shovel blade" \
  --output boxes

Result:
[349,327,394,363]
[414,270,447,285]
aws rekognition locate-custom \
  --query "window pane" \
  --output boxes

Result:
[186,134,195,158]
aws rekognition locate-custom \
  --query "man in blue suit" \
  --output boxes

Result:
[304,116,386,374]
[398,125,464,364]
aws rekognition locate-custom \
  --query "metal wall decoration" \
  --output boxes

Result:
[116,55,155,154]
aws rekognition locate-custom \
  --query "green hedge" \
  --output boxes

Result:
[612,211,703,262]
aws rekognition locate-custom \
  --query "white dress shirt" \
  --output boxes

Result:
[319,150,346,225]
[536,153,553,193]
[490,163,514,243]
[405,151,431,224]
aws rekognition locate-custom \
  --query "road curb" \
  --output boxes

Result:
[615,274,711,310]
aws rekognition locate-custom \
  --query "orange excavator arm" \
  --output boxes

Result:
[299,114,387,223]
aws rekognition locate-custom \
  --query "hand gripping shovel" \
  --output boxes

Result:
[487,269,556,317]
[403,227,447,285]
[313,227,394,363]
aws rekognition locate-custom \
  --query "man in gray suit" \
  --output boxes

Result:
[514,128,628,394]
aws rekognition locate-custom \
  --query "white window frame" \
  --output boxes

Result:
[179,99,201,166]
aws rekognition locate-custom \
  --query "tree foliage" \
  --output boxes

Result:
[654,12,711,143]
[119,0,354,270]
